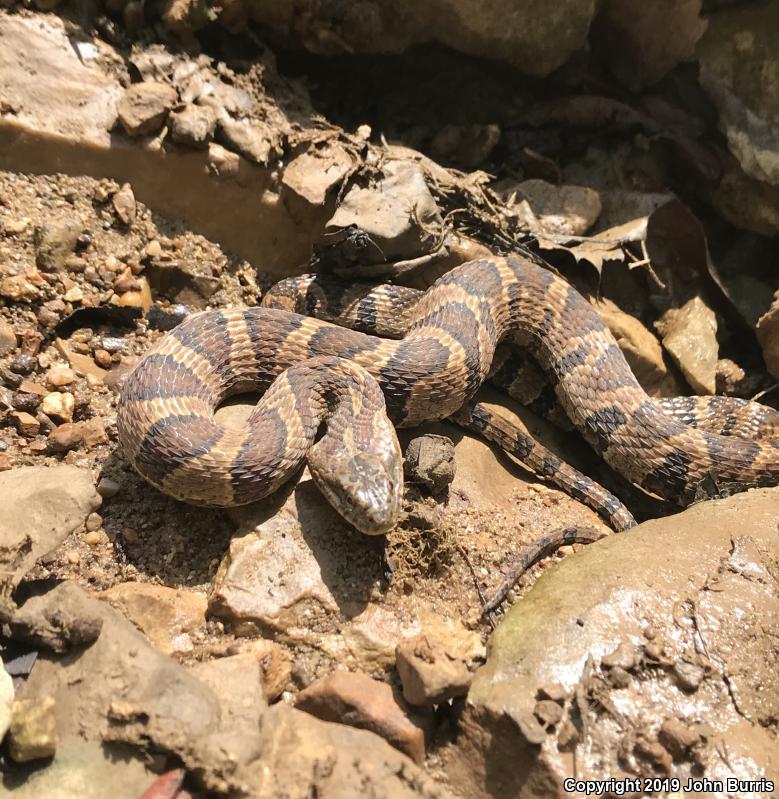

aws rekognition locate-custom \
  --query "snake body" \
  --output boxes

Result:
[118,255,779,532]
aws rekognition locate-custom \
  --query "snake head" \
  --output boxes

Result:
[309,444,404,536]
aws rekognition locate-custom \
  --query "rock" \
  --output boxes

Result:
[163,0,212,34]
[396,634,474,706]
[0,465,101,590]
[85,512,102,532]
[98,583,207,656]
[0,659,13,740]
[48,422,84,452]
[10,354,37,375]
[113,276,152,313]
[757,290,779,380]
[295,670,429,763]
[81,418,108,450]
[4,739,157,799]
[11,411,40,437]
[710,154,779,236]
[170,104,216,148]
[658,717,701,761]
[96,477,120,498]
[112,183,137,226]
[34,221,81,271]
[506,179,602,237]
[592,296,681,396]
[320,161,442,266]
[656,297,718,394]
[116,81,178,137]
[255,704,447,797]
[0,274,40,302]
[0,319,17,355]
[697,4,779,187]
[282,142,354,205]
[218,117,274,164]
[449,489,779,797]
[8,696,58,762]
[93,349,112,369]
[45,366,76,388]
[429,123,501,168]
[55,338,109,382]
[248,0,595,78]
[42,391,75,422]
[404,435,456,495]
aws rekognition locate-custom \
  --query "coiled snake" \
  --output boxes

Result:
[117,255,779,535]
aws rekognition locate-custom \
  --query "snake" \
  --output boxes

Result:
[117,255,779,535]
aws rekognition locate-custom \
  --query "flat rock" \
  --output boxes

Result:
[656,296,718,394]
[448,488,779,798]
[508,179,601,237]
[98,582,208,656]
[3,739,156,799]
[295,670,430,763]
[0,465,101,590]
[255,704,450,798]
[116,81,178,137]
[321,161,442,266]
[757,289,779,380]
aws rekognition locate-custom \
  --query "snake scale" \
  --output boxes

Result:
[118,255,779,534]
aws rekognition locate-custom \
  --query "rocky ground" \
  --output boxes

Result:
[0,2,778,798]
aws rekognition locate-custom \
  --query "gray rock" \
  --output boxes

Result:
[404,435,456,495]
[0,465,101,590]
[449,489,779,797]
[320,161,442,266]
[396,634,474,706]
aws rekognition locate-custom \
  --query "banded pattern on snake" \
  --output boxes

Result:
[117,255,779,534]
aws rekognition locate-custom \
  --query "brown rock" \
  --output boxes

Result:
[404,435,456,495]
[757,290,779,380]
[396,634,473,706]
[11,411,40,437]
[81,418,108,450]
[295,670,429,763]
[170,104,216,148]
[0,452,14,471]
[658,717,700,760]
[112,183,137,226]
[114,277,152,313]
[0,274,40,302]
[55,338,108,382]
[98,582,207,656]
[94,349,112,369]
[116,81,177,137]
[656,297,718,394]
[8,697,57,762]
[218,117,273,165]
[0,319,16,355]
[48,423,84,452]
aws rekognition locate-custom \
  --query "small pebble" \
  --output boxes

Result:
[100,337,127,354]
[45,366,76,388]
[93,349,112,369]
[66,550,80,564]
[12,392,41,413]
[97,477,120,498]
[83,530,102,546]
[10,354,37,375]
[85,512,103,532]
[122,527,139,543]
[11,411,40,436]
